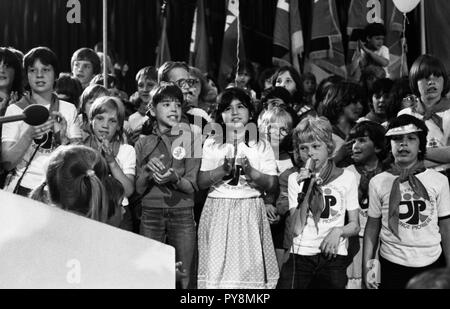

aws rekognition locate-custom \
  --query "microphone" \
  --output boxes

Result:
[0,104,49,126]
[297,158,316,208]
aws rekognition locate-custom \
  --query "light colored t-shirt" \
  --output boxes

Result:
[288,169,359,256]
[125,112,148,133]
[200,138,277,199]
[115,144,136,176]
[2,100,81,189]
[361,45,390,77]
[399,107,450,171]
[276,158,294,176]
[368,169,450,267]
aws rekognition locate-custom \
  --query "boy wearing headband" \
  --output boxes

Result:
[363,114,450,289]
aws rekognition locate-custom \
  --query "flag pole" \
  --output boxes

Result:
[103,0,108,88]
[420,0,426,54]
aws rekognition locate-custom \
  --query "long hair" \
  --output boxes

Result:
[409,54,449,98]
[37,145,111,223]
[0,47,23,95]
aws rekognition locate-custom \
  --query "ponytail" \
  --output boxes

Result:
[84,170,109,223]
[30,182,50,204]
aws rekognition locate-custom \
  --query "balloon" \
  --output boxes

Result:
[392,0,421,13]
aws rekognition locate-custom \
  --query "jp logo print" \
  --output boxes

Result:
[398,192,432,230]
[321,188,341,221]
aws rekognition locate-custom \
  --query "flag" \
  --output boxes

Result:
[189,0,210,74]
[155,0,171,68]
[306,0,346,79]
[347,0,405,78]
[425,0,450,73]
[272,0,303,72]
[218,0,246,91]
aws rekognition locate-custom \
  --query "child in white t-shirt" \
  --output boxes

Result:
[363,114,450,289]
[350,23,390,79]
[277,116,360,289]
[197,87,279,289]
[345,121,387,289]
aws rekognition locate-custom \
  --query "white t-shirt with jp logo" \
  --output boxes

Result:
[368,169,450,267]
[288,169,359,256]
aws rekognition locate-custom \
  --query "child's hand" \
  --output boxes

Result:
[147,154,167,174]
[51,111,67,136]
[296,167,312,184]
[242,157,259,181]
[175,261,187,282]
[266,204,280,224]
[363,260,380,289]
[27,119,55,140]
[222,156,234,176]
[319,227,343,259]
[101,138,115,163]
[153,168,179,185]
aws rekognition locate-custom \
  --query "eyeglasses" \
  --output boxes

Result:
[175,78,200,88]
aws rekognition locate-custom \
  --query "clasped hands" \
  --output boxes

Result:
[222,156,260,188]
[146,154,180,185]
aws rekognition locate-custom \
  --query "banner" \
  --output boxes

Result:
[272,0,304,72]
[218,0,246,90]
[307,0,346,79]
[189,0,210,74]
[155,0,171,68]
[425,0,450,72]
[347,0,405,78]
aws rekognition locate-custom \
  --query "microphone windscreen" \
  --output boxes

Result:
[23,105,50,126]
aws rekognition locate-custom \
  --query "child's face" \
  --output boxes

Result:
[266,98,286,110]
[275,71,297,95]
[372,92,388,115]
[298,139,330,172]
[351,135,379,164]
[303,79,316,94]
[221,99,250,127]
[390,133,420,168]
[187,74,201,105]
[367,35,384,50]
[72,60,94,87]
[266,122,289,150]
[417,74,444,103]
[91,107,119,141]
[27,59,55,94]
[343,102,361,122]
[0,60,15,91]
[137,77,156,103]
[150,98,182,131]
[236,70,250,87]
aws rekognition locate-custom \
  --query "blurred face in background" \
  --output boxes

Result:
[275,71,297,95]
[137,77,157,103]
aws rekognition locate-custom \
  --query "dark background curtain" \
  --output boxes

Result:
[0,0,421,89]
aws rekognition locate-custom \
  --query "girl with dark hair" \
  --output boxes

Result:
[197,87,279,288]
[272,66,308,117]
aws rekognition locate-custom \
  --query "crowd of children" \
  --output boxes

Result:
[1,21,450,289]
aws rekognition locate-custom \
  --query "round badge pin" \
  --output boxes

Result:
[172,146,186,160]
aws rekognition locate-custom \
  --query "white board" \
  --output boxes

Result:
[0,190,175,289]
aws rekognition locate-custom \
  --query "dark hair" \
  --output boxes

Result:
[349,120,387,160]
[272,66,303,103]
[386,114,428,160]
[71,48,102,75]
[407,268,450,289]
[189,66,212,102]
[215,87,254,126]
[409,54,449,97]
[257,66,277,92]
[24,46,59,78]
[227,60,255,84]
[364,22,386,39]
[136,66,158,83]
[385,77,412,122]
[157,61,189,83]
[90,73,118,89]
[0,47,23,94]
[79,84,109,124]
[150,82,184,107]
[261,86,292,109]
[314,75,344,111]
[55,73,83,107]
[369,78,393,112]
[321,81,363,125]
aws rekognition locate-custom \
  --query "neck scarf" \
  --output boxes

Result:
[355,161,383,207]
[387,161,429,239]
[290,160,344,237]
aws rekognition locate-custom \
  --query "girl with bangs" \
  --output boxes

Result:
[82,96,135,202]
[259,107,298,270]
[197,87,279,289]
